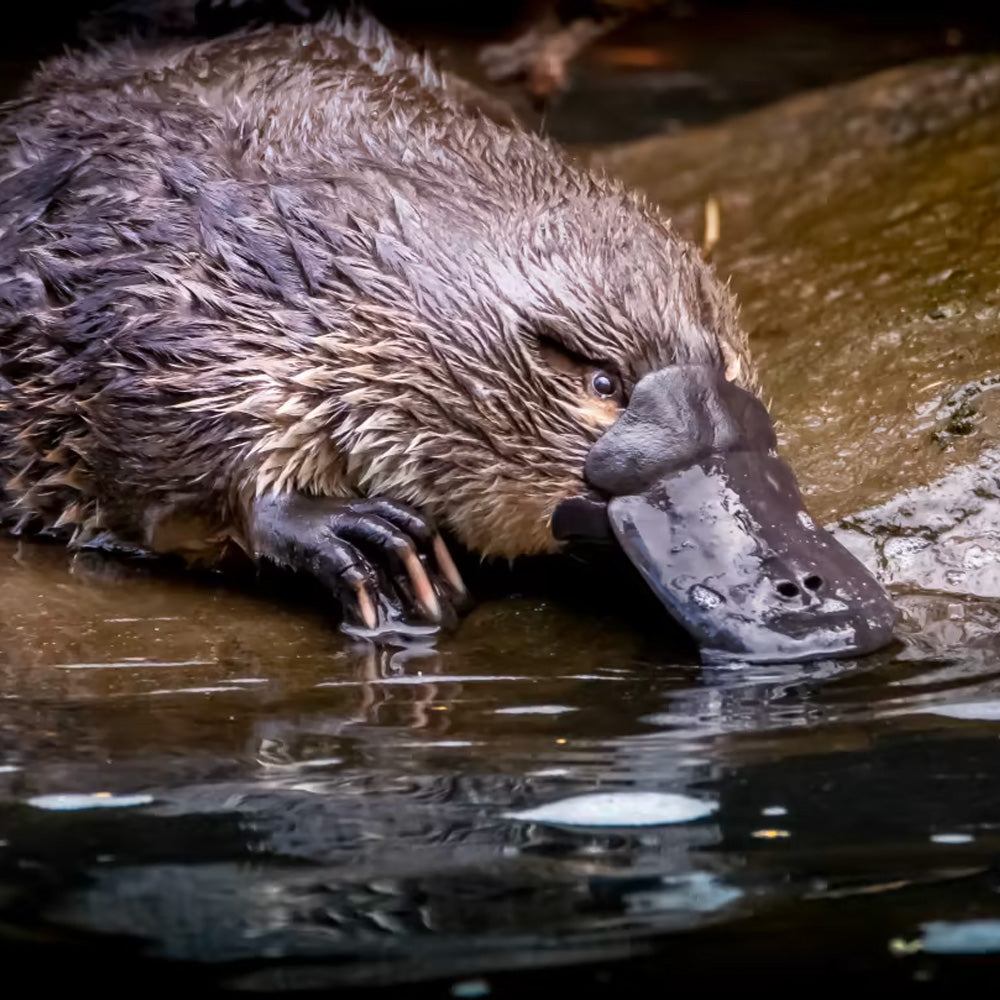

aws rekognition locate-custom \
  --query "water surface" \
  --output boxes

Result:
[2,538,1000,991]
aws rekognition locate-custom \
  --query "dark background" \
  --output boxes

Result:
[5,1,1000,144]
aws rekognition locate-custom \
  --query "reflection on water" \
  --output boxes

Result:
[1,538,1000,988]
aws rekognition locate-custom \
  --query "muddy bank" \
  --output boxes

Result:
[599,57,1000,594]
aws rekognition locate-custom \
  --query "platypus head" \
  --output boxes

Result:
[258,113,896,664]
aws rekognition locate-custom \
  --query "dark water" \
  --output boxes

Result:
[3,537,1000,991]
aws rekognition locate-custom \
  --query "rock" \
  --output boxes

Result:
[598,57,1000,596]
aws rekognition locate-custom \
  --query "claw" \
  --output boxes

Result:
[250,492,471,632]
[352,580,378,631]
[432,535,466,598]
[400,546,442,623]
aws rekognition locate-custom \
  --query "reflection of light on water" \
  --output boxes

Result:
[506,791,718,828]
[54,659,214,670]
[907,700,1000,721]
[640,657,853,738]
[147,686,249,695]
[28,792,154,811]
[920,919,1000,954]
[315,675,526,687]
[494,705,578,715]
[930,832,974,844]
[104,617,181,623]
[624,871,742,916]
[394,741,478,748]
[450,979,490,999]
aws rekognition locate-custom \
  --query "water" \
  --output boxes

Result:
[1,537,999,990]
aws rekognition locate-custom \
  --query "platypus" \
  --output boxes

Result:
[0,14,896,663]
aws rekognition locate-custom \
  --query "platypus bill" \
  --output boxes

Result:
[0,14,897,663]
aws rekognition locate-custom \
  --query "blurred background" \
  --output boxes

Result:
[3,1,1000,143]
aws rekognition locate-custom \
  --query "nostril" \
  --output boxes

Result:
[803,574,824,592]
[776,581,800,599]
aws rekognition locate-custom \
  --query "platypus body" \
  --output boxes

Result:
[0,14,896,662]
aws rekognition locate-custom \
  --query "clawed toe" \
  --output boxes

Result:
[345,570,379,632]
[397,543,442,622]
[250,492,469,634]
[432,534,467,600]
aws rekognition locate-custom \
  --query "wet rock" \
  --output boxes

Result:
[598,57,1000,596]
[835,447,1000,596]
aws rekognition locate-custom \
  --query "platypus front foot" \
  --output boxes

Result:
[249,493,468,634]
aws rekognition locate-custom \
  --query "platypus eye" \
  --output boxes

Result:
[590,371,618,398]
[533,330,625,404]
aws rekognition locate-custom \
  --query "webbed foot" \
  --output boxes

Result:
[249,494,468,635]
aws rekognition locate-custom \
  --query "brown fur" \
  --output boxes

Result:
[0,14,753,563]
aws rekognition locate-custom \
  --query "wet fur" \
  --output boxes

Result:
[0,14,752,562]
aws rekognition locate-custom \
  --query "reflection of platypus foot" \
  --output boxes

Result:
[0,15,895,660]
